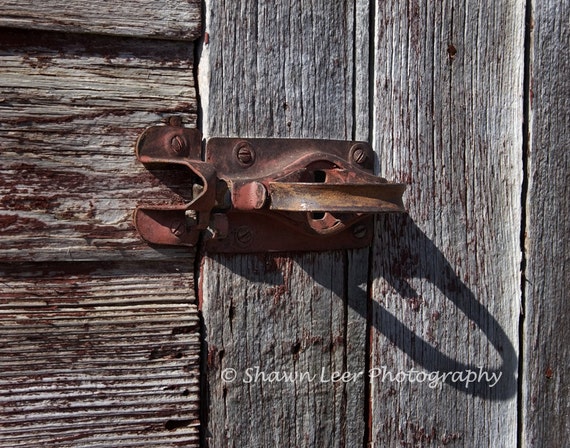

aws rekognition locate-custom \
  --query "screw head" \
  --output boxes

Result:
[234,226,253,247]
[350,143,371,166]
[170,219,186,237]
[170,135,187,156]
[235,141,255,166]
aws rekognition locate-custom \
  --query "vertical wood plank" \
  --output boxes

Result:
[523,0,570,444]
[202,253,368,447]
[199,1,368,446]
[355,0,371,142]
[369,0,524,445]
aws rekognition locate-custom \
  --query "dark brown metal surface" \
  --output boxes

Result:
[134,124,406,252]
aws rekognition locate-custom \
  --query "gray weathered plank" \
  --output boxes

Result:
[369,0,524,445]
[202,252,369,447]
[0,0,201,41]
[0,29,197,261]
[0,261,200,447]
[522,0,570,445]
[199,1,369,446]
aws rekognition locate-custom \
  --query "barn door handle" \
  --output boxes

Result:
[134,123,406,253]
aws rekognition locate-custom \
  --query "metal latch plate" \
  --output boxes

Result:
[134,125,405,253]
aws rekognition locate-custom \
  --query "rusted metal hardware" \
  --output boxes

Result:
[134,123,406,252]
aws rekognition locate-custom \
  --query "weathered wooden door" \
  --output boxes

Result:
[1,0,567,447]
[0,1,203,446]
[199,0,568,447]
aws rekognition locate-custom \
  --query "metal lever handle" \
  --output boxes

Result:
[268,182,405,213]
[134,124,407,252]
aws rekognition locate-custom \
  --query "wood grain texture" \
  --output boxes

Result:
[369,0,524,445]
[0,261,200,447]
[523,0,570,445]
[0,0,201,41]
[0,29,197,261]
[199,1,369,446]
[201,252,369,447]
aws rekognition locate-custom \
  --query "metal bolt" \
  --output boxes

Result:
[352,224,367,239]
[235,226,253,247]
[170,219,186,237]
[235,141,255,166]
[353,148,367,164]
[170,135,187,156]
[351,143,369,165]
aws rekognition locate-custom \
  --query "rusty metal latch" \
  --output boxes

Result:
[134,123,406,252]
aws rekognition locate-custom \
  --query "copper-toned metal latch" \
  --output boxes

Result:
[134,123,406,253]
